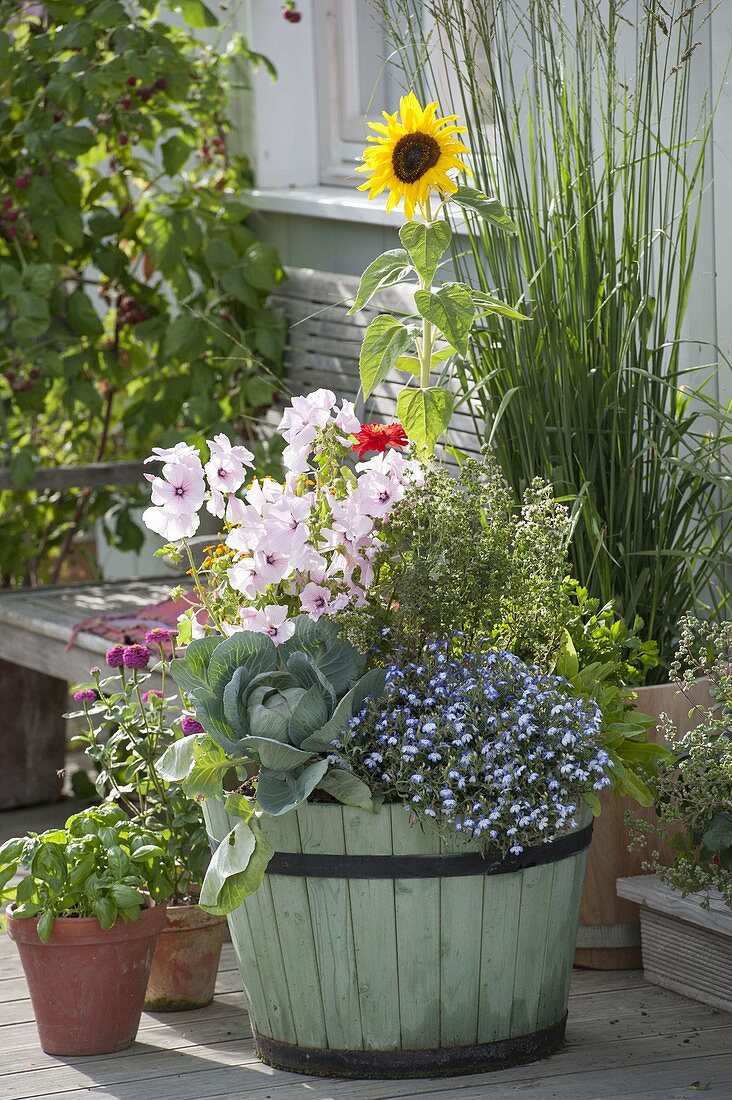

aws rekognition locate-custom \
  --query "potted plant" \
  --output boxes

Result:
[0,805,172,1055]
[618,616,732,1012]
[67,634,227,1012]
[143,91,670,1077]
[383,0,731,968]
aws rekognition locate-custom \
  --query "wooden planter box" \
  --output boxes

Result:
[205,800,592,1079]
[575,677,709,970]
[617,875,732,1013]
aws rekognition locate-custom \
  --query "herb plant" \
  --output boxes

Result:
[0,0,285,586]
[632,617,732,907]
[0,804,174,942]
[67,632,210,903]
[341,642,609,855]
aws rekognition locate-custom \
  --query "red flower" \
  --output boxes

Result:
[352,422,409,458]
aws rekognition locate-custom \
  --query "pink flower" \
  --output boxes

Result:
[106,645,126,668]
[142,689,164,704]
[207,433,254,467]
[143,505,200,541]
[204,451,247,495]
[122,644,151,669]
[225,495,248,525]
[144,628,175,646]
[240,605,296,645]
[352,469,403,520]
[145,442,201,468]
[73,688,97,703]
[334,399,361,436]
[181,715,205,736]
[299,582,348,620]
[206,488,226,519]
[148,461,205,515]
[282,440,313,474]
[253,547,293,586]
[278,390,336,445]
[228,558,267,599]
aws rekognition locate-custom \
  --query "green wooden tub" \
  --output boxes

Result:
[204,800,592,1078]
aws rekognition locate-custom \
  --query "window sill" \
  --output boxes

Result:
[244,185,469,234]
[244,186,396,227]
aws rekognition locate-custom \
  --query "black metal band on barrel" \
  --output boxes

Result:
[253,1015,567,1078]
[264,822,592,880]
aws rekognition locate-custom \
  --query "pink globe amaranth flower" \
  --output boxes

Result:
[106,644,126,668]
[73,688,97,703]
[181,715,205,736]
[142,689,164,704]
[122,644,151,670]
[144,628,175,646]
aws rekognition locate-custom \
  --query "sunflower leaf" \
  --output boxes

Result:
[471,289,530,322]
[452,187,518,234]
[397,386,455,452]
[399,220,452,286]
[414,283,474,356]
[349,249,412,313]
[359,314,412,399]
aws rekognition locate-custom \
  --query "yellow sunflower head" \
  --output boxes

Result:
[356,91,470,220]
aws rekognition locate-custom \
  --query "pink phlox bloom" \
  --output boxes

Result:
[228,558,268,599]
[352,469,403,520]
[208,432,255,468]
[206,488,226,519]
[143,505,200,541]
[204,452,247,495]
[240,605,296,645]
[278,390,336,445]
[253,547,293,585]
[299,582,336,621]
[144,442,201,468]
[147,461,205,515]
[225,495,248,525]
[333,399,361,436]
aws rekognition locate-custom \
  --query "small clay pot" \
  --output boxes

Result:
[144,903,227,1012]
[6,902,166,1056]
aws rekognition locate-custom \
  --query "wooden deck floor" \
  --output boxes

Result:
[2,933,732,1099]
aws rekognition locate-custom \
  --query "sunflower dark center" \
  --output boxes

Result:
[391,132,441,183]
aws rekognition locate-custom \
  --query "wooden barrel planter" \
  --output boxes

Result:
[575,678,709,970]
[205,799,592,1079]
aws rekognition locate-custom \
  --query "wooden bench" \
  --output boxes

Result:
[0,266,483,809]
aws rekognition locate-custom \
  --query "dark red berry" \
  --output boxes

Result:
[154,76,167,91]
[126,76,137,87]
[284,9,302,22]
[118,133,129,147]
[119,96,133,110]
[53,110,64,122]
[138,87,153,103]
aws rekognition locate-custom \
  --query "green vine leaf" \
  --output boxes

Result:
[349,249,412,313]
[359,315,412,398]
[452,187,519,234]
[414,283,474,356]
[397,386,455,452]
[399,220,452,286]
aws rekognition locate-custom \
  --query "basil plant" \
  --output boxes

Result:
[157,617,386,913]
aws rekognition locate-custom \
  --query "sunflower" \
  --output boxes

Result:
[356,91,470,220]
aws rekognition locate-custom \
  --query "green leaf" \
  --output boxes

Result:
[170,0,219,29]
[37,910,55,943]
[163,314,208,360]
[287,685,331,747]
[471,289,529,322]
[223,793,255,821]
[171,636,220,696]
[92,896,118,930]
[399,220,452,286]
[414,284,474,356]
[207,632,278,697]
[359,315,412,399]
[66,290,103,337]
[316,768,376,812]
[255,760,329,816]
[24,264,58,295]
[156,736,198,782]
[397,386,455,452]
[349,249,411,313]
[702,813,732,854]
[183,737,236,800]
[162,135,191,176]
[394,355,421,376]
[238,736,314,772]
[199,818,273,915]
[452,187,518,234]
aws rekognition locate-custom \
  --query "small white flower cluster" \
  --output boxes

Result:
[142,389,422,644]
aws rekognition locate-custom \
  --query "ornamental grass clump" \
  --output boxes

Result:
[342,642,609,856]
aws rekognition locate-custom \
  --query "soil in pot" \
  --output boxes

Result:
[144,903,227,1011]
[6,901,166,1056]
[576,677,709,970]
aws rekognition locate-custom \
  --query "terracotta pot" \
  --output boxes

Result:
[575,677,710,970]
[6,902,166,1056]
[144,903,226,1012]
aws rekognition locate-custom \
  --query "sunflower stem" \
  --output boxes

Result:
[419,196,435,389]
